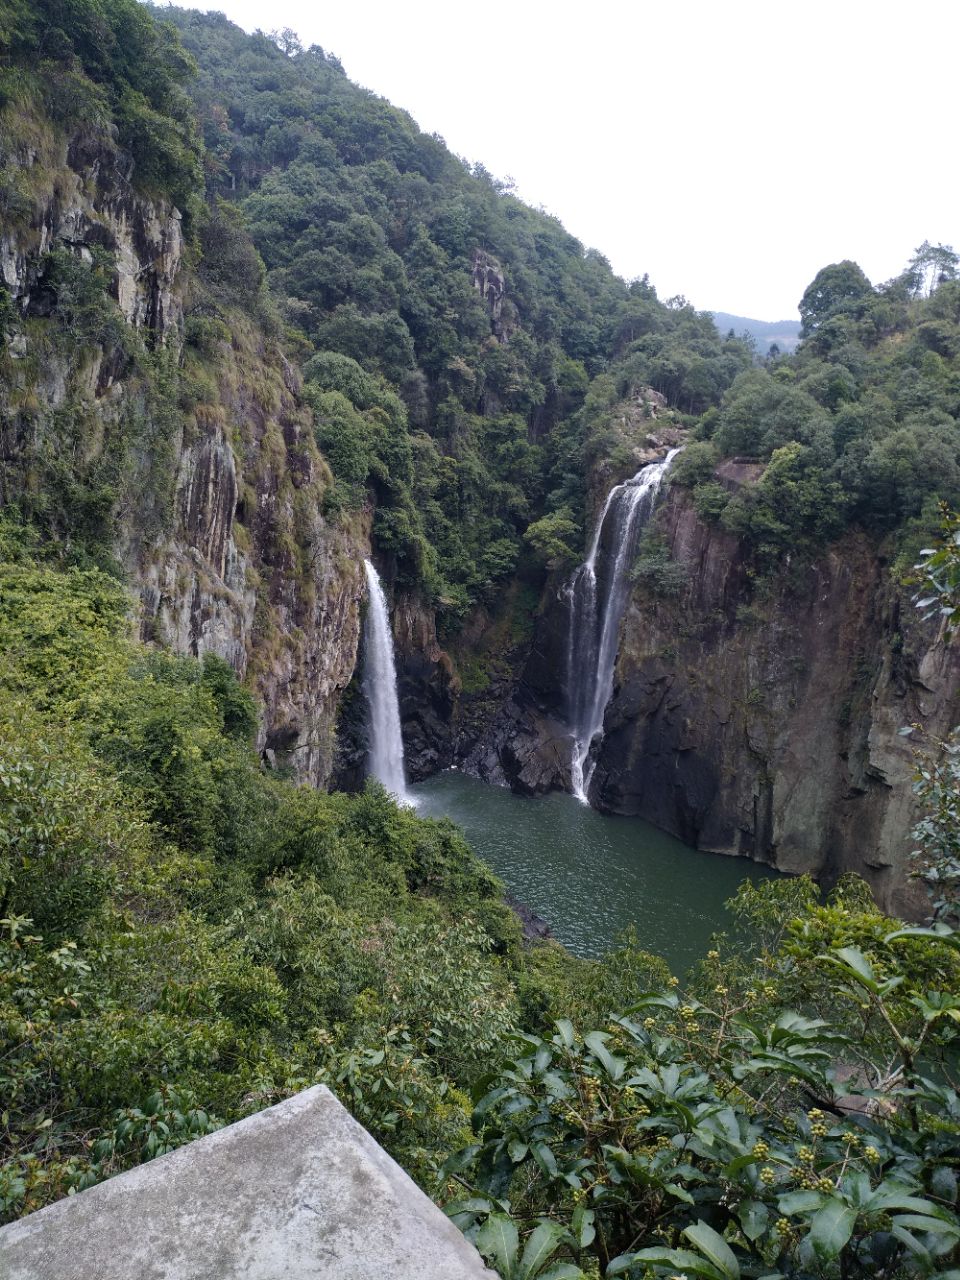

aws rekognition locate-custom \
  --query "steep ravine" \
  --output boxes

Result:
[3,114,955,916]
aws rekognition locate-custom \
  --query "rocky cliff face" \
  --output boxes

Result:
[1,127,184,338]
[592,482,959,916]
[1,117,365,784]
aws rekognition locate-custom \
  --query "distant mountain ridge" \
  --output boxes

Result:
[711,311,801,353]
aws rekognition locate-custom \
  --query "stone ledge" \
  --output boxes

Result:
[0,1085,494,1279]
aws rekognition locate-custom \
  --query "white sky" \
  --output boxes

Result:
[182,0,958,320]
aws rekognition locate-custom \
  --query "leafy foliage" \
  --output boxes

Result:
[2,511,959,1277]
[2,6,959,1272]
[155,9,752,609]
[690,266,960,569]
[444,887,960,1278]
[914,506,960,640]
[0,548,527,1215]
[0,0,202,214]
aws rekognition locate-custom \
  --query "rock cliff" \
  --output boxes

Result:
[1,116,365,783]
[593,482,959,916]
[3,111,955,913]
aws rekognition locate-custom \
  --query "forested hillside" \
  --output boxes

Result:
[160,6,757,613]
[688,256,960,568]
[1,2,959,1275]
[712,312,801,355]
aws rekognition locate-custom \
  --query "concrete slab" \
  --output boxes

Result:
[0,1085,495,1279]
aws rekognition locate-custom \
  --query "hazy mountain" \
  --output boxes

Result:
[711,311,802,353]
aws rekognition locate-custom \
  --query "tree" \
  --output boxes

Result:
[906,241,959,298]
[523,508,581,570]
[798,261,874,338]
[268,27,302,56]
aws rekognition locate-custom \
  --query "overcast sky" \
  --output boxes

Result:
[182,0,958,320]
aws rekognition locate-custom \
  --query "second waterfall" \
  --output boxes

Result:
[566,449,680,803]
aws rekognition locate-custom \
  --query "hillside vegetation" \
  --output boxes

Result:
[158,7,759,612]
[1,529,958,1279]
[676,255,960,574]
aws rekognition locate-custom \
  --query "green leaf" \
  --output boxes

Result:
[472,1085,513,1123]
[584,1031,624,1081]
[507,1140,529,1164]
[808,1198,857,1261]
[892,1225,932,1265]
[777,1189,824,1215]
[891,1214,960,1238]
[665,1182,696,1204]
[604,1258,635,1277]
[631,1245,726,1279]
[739,1198,770,1242]
[532,1143,559,1178]
[822,946,879,992]
[443,1196,494,1219]
[537,1267,583,1280]
[931,1166,958,1203]
[554,1018,574,1048]
[866,1187,952,1218]
[886,925,960,951]
[534,1043,553,1074]
[683,1220,741,1279]
[625,992,679,1015]
[518,1220,565,1280]
[477,1213,519,1278]
[443,1144,480,1174]
[571,1204,596,1249]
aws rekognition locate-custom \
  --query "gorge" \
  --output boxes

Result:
[2,2,959,1269]
[1,2,955,917]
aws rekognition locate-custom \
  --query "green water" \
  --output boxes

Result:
[411,771,780,971]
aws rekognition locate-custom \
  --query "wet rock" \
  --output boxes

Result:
[505,894,552,942]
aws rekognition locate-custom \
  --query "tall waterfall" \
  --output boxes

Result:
[362,559,411,804]
[566,448,680,803]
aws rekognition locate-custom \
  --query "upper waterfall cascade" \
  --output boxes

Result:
[565,449,681,803]
[362,559,411,805]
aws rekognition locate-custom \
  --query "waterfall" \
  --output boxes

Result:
[362,558,411,805]
[566,448,681,803]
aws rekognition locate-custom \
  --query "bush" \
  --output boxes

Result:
[631,529,686,596]
[669,440,719,488]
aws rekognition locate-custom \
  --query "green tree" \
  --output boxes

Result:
[906,240,959,298]
[799,261,874,339]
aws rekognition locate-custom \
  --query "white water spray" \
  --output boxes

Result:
[566,449,680,803]
[362,558,411,804]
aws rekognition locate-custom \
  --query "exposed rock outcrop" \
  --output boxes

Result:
[1,119,366,784]
[471,249,509,339]
[2,127,184,340]
[592,487,959,915]
[393,594,457,780]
